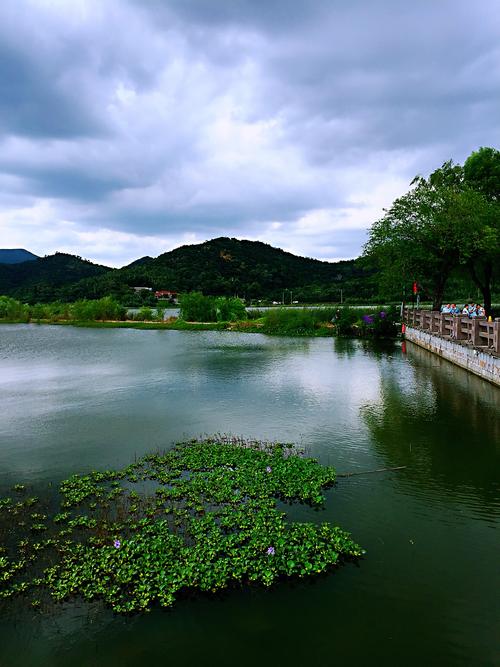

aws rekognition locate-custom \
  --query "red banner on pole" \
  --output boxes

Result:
[412,281,418,295]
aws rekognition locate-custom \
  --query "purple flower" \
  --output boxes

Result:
[266,466,272,473]
[266,546,275,556]
[113,539,121,549]
[379,311,387,318]
[362,315,374,324]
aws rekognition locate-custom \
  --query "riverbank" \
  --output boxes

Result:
[0,296,399,337]
[0,317,336,336]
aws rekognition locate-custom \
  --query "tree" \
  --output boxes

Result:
[365,161,479,310]
[463,147,500,315]
[464,147,500,201]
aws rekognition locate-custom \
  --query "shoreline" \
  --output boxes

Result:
[0,318,336,336]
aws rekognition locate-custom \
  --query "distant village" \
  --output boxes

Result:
[132,287,178,303]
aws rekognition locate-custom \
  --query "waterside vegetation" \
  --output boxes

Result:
[0,437,363,614]
[365,147,500,314]
[0,294,399,338]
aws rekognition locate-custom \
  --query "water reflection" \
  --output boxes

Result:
[361,340,500,514]
[332,337,357,358]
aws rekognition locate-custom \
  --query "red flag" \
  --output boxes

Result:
[412,281,418,294]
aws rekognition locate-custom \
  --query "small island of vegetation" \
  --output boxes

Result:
[0,437,363,614]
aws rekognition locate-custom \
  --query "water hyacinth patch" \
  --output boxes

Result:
[0,437,363,614]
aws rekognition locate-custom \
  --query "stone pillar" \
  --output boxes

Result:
[471,318,482,346]
[453,316,467,340]
[494,319,500,355]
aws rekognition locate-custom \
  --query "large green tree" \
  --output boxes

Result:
[364,161,489,310]
[462,147,500,315]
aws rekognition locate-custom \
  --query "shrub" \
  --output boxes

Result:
[0,296,29,321]
[359,307,398,338]
[246,308,265,320]
[214,296,246,322]
[333,307,359,336]
[29,303,53,320]
[134,307,154,321]
[70,297,125,321]
[263,308,320,334]
[179,292,217,322]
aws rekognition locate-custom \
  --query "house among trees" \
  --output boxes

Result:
[154,290,178,302]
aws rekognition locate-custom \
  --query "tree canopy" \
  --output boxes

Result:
[364,149,500,313]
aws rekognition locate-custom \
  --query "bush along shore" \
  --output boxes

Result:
[0,437,363,614]
[0,294,398,337]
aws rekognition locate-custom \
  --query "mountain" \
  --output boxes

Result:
[0,238,380,303]
[122,256,154,269]
[0,252,111,302]
[0,249,39,264]
[104,237,378,303]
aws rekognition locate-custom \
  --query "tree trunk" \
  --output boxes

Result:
[432,274,448,311]
[469,260,493,317]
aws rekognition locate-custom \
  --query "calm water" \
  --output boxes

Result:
[0,325,498,667]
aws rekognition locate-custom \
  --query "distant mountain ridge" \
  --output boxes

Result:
[0,249,39,264]
[0,252,111,301]
[0,238,378,303]
[106,237,376,302]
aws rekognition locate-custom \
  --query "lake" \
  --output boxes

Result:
[0,324,498,666]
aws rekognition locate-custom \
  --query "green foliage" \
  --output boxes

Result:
[332,306,398,337]
[214,296,246,321]
[179,292,217,321]
[464,147,500,202]
[71,297,126,321]
[180,293,246,322]
[132,306,154,321]
[0,296,30,321]
[333,307,359,336]
[0,437,363,613]
[0,296,125,323]
[365,150,500,313]
[262,307,336,335]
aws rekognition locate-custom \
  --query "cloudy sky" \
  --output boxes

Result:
[0,0,498,266]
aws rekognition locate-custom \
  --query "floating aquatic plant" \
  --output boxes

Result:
[0,437,363,614]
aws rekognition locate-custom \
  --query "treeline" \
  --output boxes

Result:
[180,292,398,337]
[0,293,399,338]
[0,238,379,305]
[0,236,493,307]
[365,146,500,314]
[0,296,126,322]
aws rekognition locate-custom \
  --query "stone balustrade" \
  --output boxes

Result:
[403,308,499,355]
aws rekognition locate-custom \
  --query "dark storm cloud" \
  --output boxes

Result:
[0,43,102,139]
[0,0,499,264]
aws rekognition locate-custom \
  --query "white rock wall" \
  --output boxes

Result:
[405,327,500,386]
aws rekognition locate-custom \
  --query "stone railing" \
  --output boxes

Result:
[403,308,500,355]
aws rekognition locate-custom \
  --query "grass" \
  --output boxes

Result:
[0,305,399,337]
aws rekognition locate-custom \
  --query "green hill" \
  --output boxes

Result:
[92,237,377,304]
[0,253,111,302]
[0,238,378,304]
